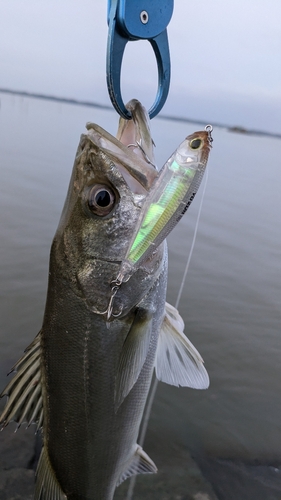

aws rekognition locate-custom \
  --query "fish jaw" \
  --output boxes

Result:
[116,99,156,166]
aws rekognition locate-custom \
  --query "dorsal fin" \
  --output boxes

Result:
[0,333,43,431]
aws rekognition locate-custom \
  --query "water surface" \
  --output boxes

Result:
[1,92,281,469]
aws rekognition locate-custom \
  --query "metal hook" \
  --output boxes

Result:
[127,140,156,167]
[107,0,174,119]
[205,124,213,146]
[93,280,123,321]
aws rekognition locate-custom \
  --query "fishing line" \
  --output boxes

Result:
[174,165,209,310]
[126,164,210,500]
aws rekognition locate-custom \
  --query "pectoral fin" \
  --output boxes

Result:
[115,310,152,410]
[155,302,209,389]
[0,333,43,430]
[35,446,66,500]
[117,445,157,487]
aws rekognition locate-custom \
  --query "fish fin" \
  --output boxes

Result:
[35,446,66,500]
[117,445,157,486]
[155,302,209,389]
[115,310,153,410]
[0,333,43,431]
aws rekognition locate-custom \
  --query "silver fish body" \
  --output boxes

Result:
[0,100,210,500]
[39,105,167,499]
[41,141,167,500]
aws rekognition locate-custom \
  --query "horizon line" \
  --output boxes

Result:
[1,87,280,140]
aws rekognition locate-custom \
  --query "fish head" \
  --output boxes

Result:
[51,100,165,318]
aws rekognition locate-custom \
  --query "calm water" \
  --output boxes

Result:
[1,92,281,466]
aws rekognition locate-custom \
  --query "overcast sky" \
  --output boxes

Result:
[0,0,280,133]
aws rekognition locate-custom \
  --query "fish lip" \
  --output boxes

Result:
[116,99,156,164]
[86,100,158,191]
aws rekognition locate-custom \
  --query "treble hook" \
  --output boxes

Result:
[93,280,123,321]
[107,0,174,119]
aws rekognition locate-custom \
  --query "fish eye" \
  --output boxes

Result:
[88,184,116,216]
[190,138,202,150]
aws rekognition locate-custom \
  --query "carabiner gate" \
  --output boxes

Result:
[107,0,174,119]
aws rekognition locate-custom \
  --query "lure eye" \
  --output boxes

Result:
[88,184,116,216]
[190,138,202,150]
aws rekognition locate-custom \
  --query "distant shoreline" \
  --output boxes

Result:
[1,87,280,140]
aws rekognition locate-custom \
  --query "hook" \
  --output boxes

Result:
[205,124,213,145]
[93,279,123,321]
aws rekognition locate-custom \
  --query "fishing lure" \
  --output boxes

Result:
[105,125,213,319]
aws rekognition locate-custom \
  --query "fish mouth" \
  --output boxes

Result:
[86,99,158,192]
[116,99,156,166]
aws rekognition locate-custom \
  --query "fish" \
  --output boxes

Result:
[0,99,211,500]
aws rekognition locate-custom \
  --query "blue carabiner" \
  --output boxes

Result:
[107,0,174,119]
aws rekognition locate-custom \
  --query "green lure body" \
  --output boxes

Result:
[117,128,212,284]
